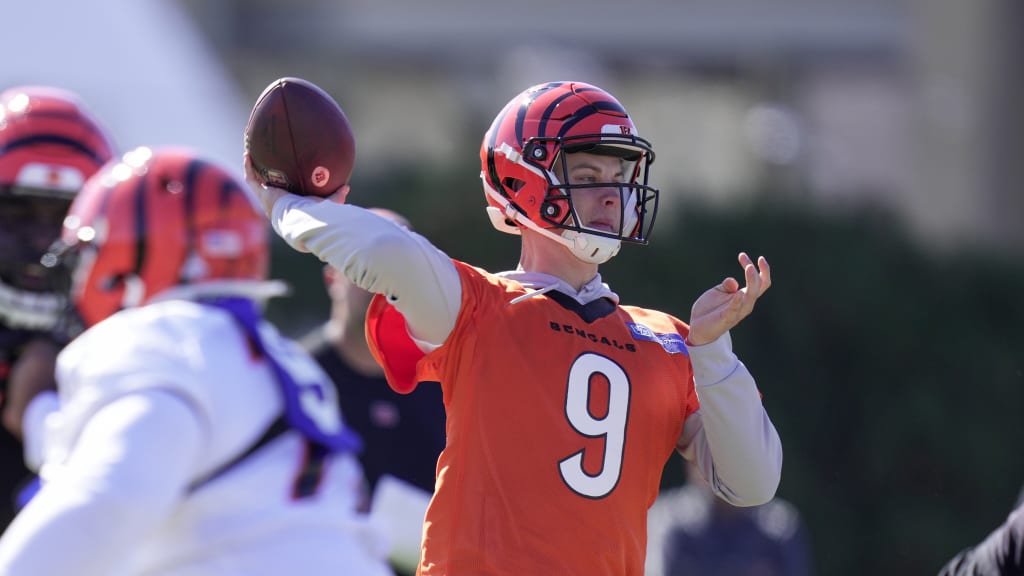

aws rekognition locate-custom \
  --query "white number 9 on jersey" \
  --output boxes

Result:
[559,353,630,499]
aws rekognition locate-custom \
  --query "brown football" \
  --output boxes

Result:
[244,77,355,197]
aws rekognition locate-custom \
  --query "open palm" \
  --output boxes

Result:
[687,252,772,346]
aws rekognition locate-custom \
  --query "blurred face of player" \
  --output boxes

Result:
[559,152,631,235]
[0,193,72,292]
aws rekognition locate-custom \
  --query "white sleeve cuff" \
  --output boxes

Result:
[687,331,740,387]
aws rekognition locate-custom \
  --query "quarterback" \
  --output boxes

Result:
[251,80,783,575]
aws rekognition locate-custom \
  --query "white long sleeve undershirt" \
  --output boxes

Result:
[272,196,782,505]
[273,199,459,347]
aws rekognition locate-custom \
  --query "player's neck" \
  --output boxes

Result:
[519,229,599,291]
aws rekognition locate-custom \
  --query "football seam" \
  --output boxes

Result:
[279,81,304,195]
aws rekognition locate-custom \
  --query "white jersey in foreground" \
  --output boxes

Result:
[0,296,392,576]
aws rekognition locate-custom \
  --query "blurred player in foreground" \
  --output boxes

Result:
[301,207,445,575]
[247,80,782,574]
[0,85,115,530]
[0,146,392,575]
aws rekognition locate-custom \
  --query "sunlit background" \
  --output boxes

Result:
[4,0,1022,574]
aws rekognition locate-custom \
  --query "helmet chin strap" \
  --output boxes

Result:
[559,228,621,264]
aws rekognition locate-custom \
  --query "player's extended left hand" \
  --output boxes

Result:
[687,252,772,346]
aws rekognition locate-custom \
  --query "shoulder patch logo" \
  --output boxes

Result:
[626,322,688,355]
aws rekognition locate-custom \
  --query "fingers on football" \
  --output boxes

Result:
[243,153,259,185]
[326,184,351,205]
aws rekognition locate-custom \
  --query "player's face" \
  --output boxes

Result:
[0,193,72,291]
[560,152,631,234]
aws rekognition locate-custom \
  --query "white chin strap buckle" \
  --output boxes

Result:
[485,205,522,236]
[564,230,621,264]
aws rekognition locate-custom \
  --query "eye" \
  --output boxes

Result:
[569,170,600,184]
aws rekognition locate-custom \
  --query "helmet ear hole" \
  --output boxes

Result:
[502,177,525,194]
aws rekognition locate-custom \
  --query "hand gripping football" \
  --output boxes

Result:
[244,77,355,197]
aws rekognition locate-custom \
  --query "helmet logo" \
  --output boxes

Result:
[620,125,632,135]
[16,163,85,192]
[311,166,330,187]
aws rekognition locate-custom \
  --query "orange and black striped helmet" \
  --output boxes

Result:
[57,146,268,328]
[0,85,114,197]
[480,81,659,263]
[0,86,115,329]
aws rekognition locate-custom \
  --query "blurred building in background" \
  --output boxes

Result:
[0,0,250,171]
[7,0,1014,252]
[182,0,1022,254]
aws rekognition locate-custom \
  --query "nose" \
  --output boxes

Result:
[596,185,621,207]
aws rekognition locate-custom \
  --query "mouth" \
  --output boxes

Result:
[584,220,615,233]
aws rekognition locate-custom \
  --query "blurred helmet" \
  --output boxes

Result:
[55,146,269,329]
[480,81,659,264]
[0,85,115,330]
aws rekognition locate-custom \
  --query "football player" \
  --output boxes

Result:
[0,147,393,576]
[0,85,115,529]
[248,80,783,575]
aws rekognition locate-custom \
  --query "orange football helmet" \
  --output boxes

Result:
[56,146,269,328]
[0,86,115,330]
[480,81,659,264]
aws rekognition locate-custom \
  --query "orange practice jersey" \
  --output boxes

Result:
[367,261,700,575]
